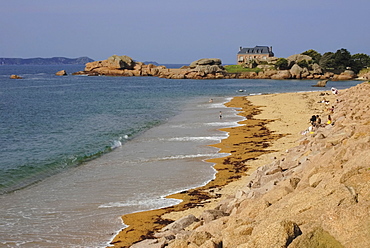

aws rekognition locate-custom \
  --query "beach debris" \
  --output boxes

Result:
[331,87,338,94]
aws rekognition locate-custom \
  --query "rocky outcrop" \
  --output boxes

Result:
[74,56,228,79]
[55,70,67,76]
[312,79,328,87]
[241,53,343,80]
[287,54,312,65]
[84,55,135,72]
[190,58,224,74]
[189,58,222,68]
[290,64,304,79]
[73,54,361,80]
[270,70,291,80]
[130,82,370,248]
[334,69,356,80]
[311,63,323,74]
[357,70,370,80]
[10,74,22,79]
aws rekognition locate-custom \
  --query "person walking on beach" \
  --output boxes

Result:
[219,111,222,119]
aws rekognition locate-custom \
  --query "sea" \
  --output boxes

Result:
[0,64,361,247]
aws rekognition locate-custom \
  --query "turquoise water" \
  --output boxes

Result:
[0,65,361,247]
[1,66,182,193]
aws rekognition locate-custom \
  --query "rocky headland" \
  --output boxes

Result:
[112,82,370,248]
[73,55,227,79]
[73,54,360,81]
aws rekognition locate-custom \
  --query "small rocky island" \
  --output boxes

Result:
[73,54,363,80]
[73,55,227,79]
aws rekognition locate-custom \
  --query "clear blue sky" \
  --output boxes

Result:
[1,0,369,64]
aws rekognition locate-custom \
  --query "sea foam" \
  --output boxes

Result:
[166,136,227,142]
[98,197,181,209]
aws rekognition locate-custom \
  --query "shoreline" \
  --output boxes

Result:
[108,90,338,248]
[108,96,280,247]
[161,89,339,221]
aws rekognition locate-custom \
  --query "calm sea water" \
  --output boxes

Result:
[0,65,361,247]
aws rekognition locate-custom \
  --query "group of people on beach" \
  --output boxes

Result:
[309,114,331,128]
[304,89,338,135]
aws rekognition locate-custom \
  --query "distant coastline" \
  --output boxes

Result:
[0,56,94,65]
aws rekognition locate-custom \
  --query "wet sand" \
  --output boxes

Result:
[109,90,337,248]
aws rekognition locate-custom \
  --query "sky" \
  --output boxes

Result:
[1,0,369,64]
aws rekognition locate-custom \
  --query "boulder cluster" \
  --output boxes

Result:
[72,54,358,80]
[357,69,370,80]
[129,83,370,248]
[236,54,356,80]
[73,55,227,79]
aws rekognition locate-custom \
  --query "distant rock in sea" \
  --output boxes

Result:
[312,79,328,87]
[0,56,94,65]
[142,61,159,66]
[55,70,67,76]
[10,74,23,79]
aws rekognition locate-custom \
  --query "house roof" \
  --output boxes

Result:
[238,46,273,55]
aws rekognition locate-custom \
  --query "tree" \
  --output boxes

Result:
[275,58,288,70]
[333,48,352,72]
[319,52,335,72]
[297,60,309,69]
[302,49,322,64]
[351,53,370,73]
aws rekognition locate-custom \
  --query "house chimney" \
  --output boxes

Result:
[239,46,242,51]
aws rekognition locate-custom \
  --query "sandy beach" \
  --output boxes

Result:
[109,89,338,248]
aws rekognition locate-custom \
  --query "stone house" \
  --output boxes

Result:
[237,45,274,64]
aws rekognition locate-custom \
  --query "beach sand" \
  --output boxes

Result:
[109,90,337,248]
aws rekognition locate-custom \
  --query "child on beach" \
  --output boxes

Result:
[327,115,332,125]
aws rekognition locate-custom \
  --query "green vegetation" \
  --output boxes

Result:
[234,48,370,75]
[352,53,370,73]
[359,67,370,75]
[297,60,310,69]
[302,49,322,64]
[303,48,370,74]
[275,58,289,70]
[224,65,262,73]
